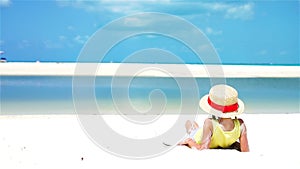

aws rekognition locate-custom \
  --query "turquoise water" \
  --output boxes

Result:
[1,76,299,115]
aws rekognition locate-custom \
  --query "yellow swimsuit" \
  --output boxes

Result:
[193,119,241,148]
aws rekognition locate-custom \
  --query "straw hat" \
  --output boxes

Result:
[199,84,244,118]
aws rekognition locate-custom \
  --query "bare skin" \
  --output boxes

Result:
[180,118,250,152]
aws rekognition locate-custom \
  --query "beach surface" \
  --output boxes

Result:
[1,114,299,169]
[1,62,299,77]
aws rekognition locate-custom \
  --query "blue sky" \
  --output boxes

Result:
[0,0,299,65]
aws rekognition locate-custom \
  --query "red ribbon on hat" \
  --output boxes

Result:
[207,97,239,113]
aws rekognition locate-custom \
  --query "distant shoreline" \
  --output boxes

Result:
[2,61,300,66]
[0,62,299,77]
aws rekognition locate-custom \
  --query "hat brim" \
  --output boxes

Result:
[199,95,244,118]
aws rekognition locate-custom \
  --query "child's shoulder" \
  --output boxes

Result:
[237,118,245,124]
[203,118,214,127]
[204,117,214,122]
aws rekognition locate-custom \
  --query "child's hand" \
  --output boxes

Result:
[178,138,193,146]
[185,138,194,145]
[178,138,202,150]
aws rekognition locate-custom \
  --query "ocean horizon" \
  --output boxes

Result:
[2,61,300,66]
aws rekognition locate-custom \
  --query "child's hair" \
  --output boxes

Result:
[212,115,217,120]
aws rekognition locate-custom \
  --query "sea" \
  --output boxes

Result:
[1,75,299,115]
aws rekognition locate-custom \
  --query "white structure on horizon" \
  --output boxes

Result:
[0,50,7,62]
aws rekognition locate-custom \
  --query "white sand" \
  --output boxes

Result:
[0,62,299,77]
[1,114,300,169]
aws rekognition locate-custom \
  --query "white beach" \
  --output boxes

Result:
[0,114,300,169]
[0,62,299,77]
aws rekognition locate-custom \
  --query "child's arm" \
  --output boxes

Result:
[239,119,250,152]
[196,118,213,150]
[180,119,213,150]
